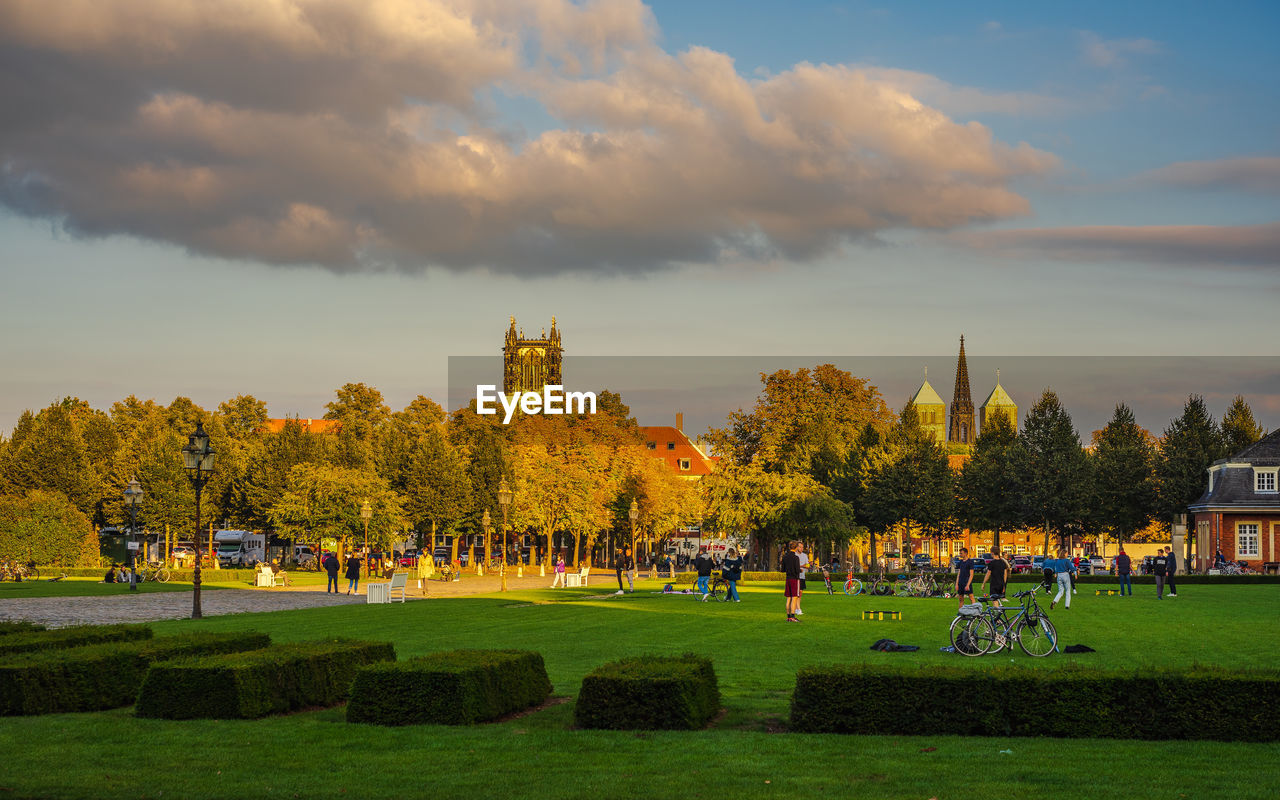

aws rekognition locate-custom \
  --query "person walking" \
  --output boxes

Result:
[693,546,714,599]
[665,553,675,579]
[1152,548,1169,599]
[550,554,566,588]
[782,540,802,622]
[1164,547,1179,597]
[954,547,975,609]
[322,552,340,593]
[1049,550,1075,610]
[982,550,1010,607]
[344,552,362,595]
[1115,549,1133,596]
[615,548,634,595]
[721,546,744,603]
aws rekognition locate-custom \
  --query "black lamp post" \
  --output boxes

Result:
[181,421,216,619]
[123,477,144,591]
[497,478,512,592]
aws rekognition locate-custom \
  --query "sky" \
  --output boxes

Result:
[1,0,1278,437]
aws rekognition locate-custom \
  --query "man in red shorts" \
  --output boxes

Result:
[782,540,803,622]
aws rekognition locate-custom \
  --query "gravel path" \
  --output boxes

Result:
[0,588,365,628]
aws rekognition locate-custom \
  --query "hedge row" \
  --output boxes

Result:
[0,621,46,636]
[790,663,1280,741]
[348,649,551,726]
[136,639,395,719]
[0,632,270,715]
[0,624,152,657]
[673,571,1280,585]
[575,654,720,730]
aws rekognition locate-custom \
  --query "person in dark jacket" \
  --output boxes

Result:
[693,546,714,598]
[1163,547,1179,597]
[782,540,803,622]
[1115,550,1133,596]
[344,553,362,595]
[615,548,634,595]
[323,552,340,593]
[1152,549,1169,599]
[721,547,744,602]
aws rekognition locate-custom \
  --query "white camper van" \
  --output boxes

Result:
[214,530,266,567]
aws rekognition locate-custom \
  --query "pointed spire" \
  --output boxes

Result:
[949,334,975,444]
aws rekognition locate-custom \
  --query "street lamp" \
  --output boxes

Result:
[181,421,216,619]
[123,477,144,591]
[360,500,372,577]
[628,499,638,570]
[497,478,512,592]
[481,509,491,577]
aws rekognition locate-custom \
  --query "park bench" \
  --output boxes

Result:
[565,566,590,588]
[255,564,286,588]
[367,571,407,604]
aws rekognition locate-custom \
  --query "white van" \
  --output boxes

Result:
[214,530,266,567]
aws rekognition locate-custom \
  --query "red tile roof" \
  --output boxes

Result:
[638,426,717,477]
[260,418,342,434]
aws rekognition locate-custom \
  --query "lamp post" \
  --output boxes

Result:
[181,421,216,619]
[497,478,512,592]
[628,499,638,569]
[360,500,372,577]
[481,509,491,577]
[123,477,144,591]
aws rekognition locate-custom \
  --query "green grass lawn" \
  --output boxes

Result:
[1,580,1278,799]
[0,577,228,598]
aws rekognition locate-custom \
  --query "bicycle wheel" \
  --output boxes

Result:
[843,577,862,596]
[1016,616,1058,657]
[949,615,993,656]
[156,567,171,583]
[708,578,726,601]
[894,579,911,597]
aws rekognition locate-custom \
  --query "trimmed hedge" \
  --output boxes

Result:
[790,663,1280,741]
[672,571,1280,585]
[136,639,395,719]
[0,621,46,636]
[0,631,270,715]
[347,649,552,726]
[575,654,720,730]
[0,624,152,657]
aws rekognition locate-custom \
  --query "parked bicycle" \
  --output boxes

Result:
[704,571,728,601]
[949,586,1057,658]
[0,561,39,581]
[842,575,864,595]
[139,561,171,583]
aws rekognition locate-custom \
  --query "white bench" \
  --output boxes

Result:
[254,565,286,588]
[367,571,408,604]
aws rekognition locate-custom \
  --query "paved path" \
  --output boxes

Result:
[0,569,637,627]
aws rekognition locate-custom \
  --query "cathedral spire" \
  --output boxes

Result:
[948,335,975,445]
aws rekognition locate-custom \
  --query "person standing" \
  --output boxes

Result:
[1049,550,1075,610]
[550,554,566,588]
[782,540,802,622]
[323,552,340,593]
[1164,547,1179,597]
[954,547,975,609]
[982,551,1010,607]
[795,543,810,616]
[1115,549,1133,596]
[693,546,714,599]
[615,548,634,595]
[1152,548,1169,599]
[722,547,744,602]
[344,552,362,595]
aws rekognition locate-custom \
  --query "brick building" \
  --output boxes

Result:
[1189,429,1280,571]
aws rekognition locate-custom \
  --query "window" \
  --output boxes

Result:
[1237,523,1260,558]
[667,442,676,451]
[678,458,691,471]
[646,441,656,450]
[1016,545,1028,554]
[1256,470,1277,493]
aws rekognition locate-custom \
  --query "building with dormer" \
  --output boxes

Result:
[1189,429,1280,572]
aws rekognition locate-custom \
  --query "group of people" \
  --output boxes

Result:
[952,547,1013,609]
[780,540,811,621]
[1116,546,1180,598]
[322,551,363,595]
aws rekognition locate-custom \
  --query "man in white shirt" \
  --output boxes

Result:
[796,543,810,616]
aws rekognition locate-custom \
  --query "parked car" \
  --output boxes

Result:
[911,553,933,569]
[432,547,450,565]
[1011,555,1034,574]
[971,554,989,574]
[1076,559,1092,575]
[170,545,196,565]
[1089,556,1107,573]
[1031,555,1047,571]
[397,549,419,568]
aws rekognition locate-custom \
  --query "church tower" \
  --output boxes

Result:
[979,369,1018,434]
[503,316,563,395]
[908,368,947,445]
[948,335,975,445]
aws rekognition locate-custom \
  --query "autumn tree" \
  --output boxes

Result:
[403,426,472,558]
[268,463,405,558]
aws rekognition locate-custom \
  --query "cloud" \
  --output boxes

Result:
[949,222,1280,270]
[1079,31,1162,68]
[1141,157,1280,195]
[0,0,1057,275]
[859,67,1073,116]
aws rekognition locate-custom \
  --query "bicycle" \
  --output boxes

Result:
[819,564,835,595]
[1,561,39,582]
[140,562,171,583]
[704,571,728,601]
[842,575,864,596]
[951,586,1058,657]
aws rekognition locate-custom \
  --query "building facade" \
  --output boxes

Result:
[1189,429,1280,571]
[909,337,1016,445]
[503,316,562,395]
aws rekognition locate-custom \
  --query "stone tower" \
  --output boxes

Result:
[908,368,947,445]
[979,369,1018,435]
[948,335,975,445]
[503,316,562,395]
